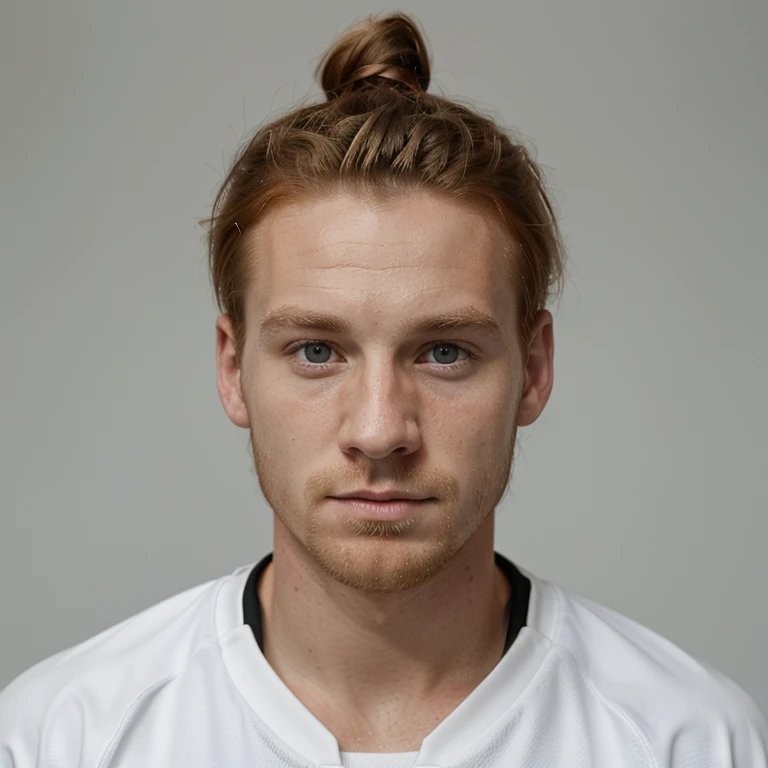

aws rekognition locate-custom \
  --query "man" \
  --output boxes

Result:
[2,11,766,767]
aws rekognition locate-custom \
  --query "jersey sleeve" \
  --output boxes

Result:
[0,669,47,768]
[717,665,768,767]
[729,695,768,768]
[0,659,84,768]
[665,682,768,767]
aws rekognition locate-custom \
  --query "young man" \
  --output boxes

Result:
[2,12,766,768]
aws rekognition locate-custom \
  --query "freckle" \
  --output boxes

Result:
[469,576,474,582]
[294,586,298,592]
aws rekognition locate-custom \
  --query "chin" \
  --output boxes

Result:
[305,528,459,593]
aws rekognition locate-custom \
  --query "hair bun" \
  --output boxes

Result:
[316,12,431,99]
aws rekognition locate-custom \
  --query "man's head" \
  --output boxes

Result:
[205,12,565,593]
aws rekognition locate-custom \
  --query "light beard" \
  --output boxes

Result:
[248,423,518,594]
[343,516,419,537]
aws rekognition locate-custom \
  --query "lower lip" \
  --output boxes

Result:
[329,497,432,520]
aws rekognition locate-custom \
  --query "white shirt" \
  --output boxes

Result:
[1,552,766,767]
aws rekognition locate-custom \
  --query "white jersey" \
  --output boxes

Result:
[1,551,766,768]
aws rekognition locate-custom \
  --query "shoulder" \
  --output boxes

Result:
[533,573,768,766]
[0,569,234,766]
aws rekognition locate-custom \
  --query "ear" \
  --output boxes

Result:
[215,313,250,429]
[516,309,555,428]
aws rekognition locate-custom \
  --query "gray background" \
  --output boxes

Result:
[2,0,766,715]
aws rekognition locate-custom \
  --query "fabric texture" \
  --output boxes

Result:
[1,552,766,768]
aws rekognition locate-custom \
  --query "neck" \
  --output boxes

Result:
[257,515,511,728]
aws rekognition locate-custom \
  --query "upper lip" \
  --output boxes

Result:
[332,489,432,501]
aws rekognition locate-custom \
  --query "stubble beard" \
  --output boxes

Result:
[248,422,518,595]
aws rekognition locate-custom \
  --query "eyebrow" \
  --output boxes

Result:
[259,304,504,340]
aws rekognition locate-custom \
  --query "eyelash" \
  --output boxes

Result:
[284,340,477,374]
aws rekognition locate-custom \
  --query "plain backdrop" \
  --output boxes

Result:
[2,0,766,716]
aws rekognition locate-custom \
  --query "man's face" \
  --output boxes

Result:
[221,190,541,593]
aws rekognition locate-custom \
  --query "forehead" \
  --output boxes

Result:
[244,190,516,324]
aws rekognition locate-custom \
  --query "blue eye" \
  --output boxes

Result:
[301,342,333,364]
[427,343,462,365]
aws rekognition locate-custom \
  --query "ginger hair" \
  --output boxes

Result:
[200,12,567,367]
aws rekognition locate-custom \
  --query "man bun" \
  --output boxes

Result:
[315,12,431,99]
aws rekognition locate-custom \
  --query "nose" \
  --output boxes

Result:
[337,357,422,460]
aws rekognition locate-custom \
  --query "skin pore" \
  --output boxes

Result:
[215,189,554,752]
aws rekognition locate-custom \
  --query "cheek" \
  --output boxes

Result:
[432,377,515,449]
[250,372,335,450]
[450,406,509,461]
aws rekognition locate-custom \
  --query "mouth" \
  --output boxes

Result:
[328,496,434,521]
